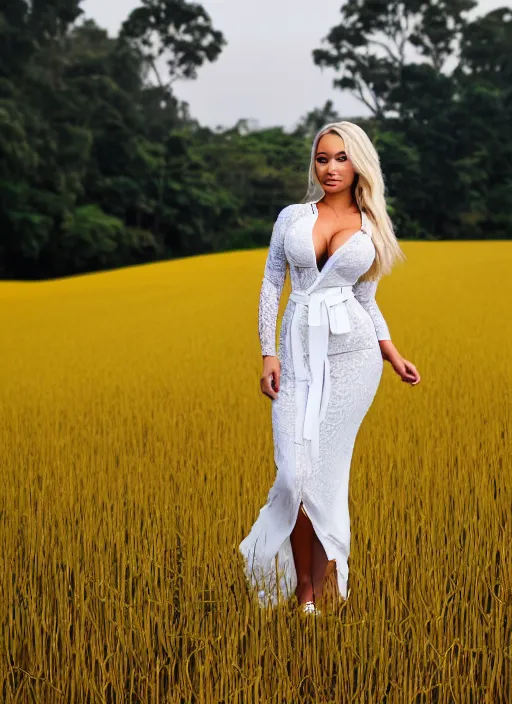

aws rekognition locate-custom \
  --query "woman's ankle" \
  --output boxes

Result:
[295,580,314,605]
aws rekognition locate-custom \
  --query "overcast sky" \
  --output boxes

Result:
[84,0,508,131]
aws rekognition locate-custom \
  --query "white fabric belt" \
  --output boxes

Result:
[289,285,354,464]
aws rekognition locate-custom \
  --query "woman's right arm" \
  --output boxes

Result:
[258,208,289,399]
[258,208,288,358]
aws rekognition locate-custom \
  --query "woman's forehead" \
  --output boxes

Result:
[316,133,345,153]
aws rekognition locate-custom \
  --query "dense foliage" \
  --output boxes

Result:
[0,0,510,280]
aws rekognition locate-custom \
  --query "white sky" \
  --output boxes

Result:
[83,0,509,131]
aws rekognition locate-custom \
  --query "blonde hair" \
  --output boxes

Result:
[302,121,406,281]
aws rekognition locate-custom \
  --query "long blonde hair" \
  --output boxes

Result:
[302,121,406,281]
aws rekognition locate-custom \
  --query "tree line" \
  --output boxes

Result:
[0,0,510,280]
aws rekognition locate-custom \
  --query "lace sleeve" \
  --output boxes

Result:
[258,209,289,357]
[353,277,391,341]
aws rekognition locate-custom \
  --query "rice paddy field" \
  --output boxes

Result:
[0,240,511,703]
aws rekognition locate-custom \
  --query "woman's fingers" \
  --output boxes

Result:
[402,359,421,384]
[261,374,278,400]
[268,372,279,399]
[260,362,280,400]
[273,368,280,392]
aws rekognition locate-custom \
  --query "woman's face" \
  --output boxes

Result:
[314,132,357,195]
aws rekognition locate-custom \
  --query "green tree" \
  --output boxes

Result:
[120,0,226,88]
[312,0,476,118]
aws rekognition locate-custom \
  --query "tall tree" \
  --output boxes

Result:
[456,6,512,90]
[312,0,476,118]
[119,0,226,89]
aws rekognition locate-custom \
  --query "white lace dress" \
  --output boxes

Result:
[239,200,392,607]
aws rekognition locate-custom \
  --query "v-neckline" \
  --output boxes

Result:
[310,201,365,276]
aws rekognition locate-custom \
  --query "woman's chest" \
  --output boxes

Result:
[283,211,376,281]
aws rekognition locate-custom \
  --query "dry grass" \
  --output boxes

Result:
[0,242,511,703]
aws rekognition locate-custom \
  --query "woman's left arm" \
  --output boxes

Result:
[353,277,421,385]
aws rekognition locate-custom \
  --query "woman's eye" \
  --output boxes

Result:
[316,156,348,163]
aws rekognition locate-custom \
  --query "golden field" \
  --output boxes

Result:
[0,241,511,703]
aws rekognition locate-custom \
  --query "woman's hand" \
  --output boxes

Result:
[379,341,420,385]
[389,354,421,385]
[260,356,280,399]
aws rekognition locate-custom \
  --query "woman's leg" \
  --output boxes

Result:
[290,502,314,604]
[311,532,330,600]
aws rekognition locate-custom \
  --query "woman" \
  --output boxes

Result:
[239,121,421,614]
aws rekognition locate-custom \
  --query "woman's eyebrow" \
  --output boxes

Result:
[316,150,347,156]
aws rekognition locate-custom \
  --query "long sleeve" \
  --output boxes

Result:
[352,277,391,341]
[258,209,288,357]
